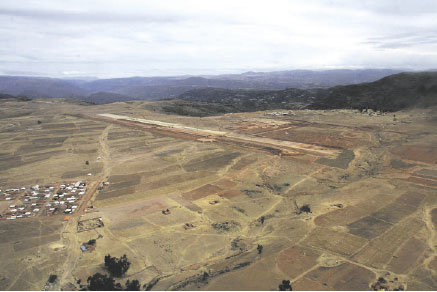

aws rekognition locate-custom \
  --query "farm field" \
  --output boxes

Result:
[0,98,436,290]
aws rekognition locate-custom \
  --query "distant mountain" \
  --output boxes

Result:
[0,76,85,98]
[209,69,403,89]
[171,72,437,116]
[0,69,403,103]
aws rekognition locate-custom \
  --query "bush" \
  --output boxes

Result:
[299,204,311,213]
[104,254,131,277]
[125,280,140,291]
[278,280,292,291]
[48,274,57,283]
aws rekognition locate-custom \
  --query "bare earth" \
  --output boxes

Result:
[0,98,436,290]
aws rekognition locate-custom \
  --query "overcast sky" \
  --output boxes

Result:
[1,0,437,78]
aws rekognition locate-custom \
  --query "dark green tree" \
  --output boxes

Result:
[299,204,311,213]
[257,244,263,254]
[125,280,140,291]
[104,254,131,277]
[87,273,122,291]
[278,280,292,291]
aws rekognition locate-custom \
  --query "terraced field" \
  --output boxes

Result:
[0,98,436,290]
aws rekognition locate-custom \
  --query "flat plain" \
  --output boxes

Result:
[0,98,436,290]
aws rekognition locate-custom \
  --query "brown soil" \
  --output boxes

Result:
[391,145,437,164]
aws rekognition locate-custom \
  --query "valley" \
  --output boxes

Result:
[0,97,436,290]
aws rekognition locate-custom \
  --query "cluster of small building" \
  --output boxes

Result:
[0,181,87,220]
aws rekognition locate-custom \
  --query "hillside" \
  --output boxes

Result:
[170,72,437,116]
[310,72,437,111]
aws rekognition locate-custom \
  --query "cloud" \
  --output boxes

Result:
[0,0,436,77]
[0,7,184,23]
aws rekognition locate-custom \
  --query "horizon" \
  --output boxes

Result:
[1,67,437,80]
[1,0,437,78]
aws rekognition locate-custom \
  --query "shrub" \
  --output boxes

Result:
[299,204,311,213]
[278,280,292,291]
[125,280,140,291]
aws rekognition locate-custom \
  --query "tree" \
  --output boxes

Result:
[125,280,140,291]
[37,120,42,124]
[48,274,57,283]
[104,254,131,277]
[257,244,263,254]
[87,273,122,291]
[278,280,292,291]
[299,204,311,213]
[85,160,89,165]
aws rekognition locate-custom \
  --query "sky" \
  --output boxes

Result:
[1,0,437,78]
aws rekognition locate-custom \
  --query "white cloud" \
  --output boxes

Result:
[0,0,436,77]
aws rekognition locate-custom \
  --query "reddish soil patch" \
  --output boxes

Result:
[98,186,136,200]
[429,257,437,271]
[108,173,141,184]
[395,192,426,207]
[231,122,290,134]
[302,262,375,291]
[293,277,330,291]
[431,208,437,227]
[213,179,238,189]
[277,246,320,278]
[414,169,437,180]
[353,218,424,268]
[387,238,426,274]
[303,227,367,257]
[230,156,257,171]
[348,216,392,239]
[218,189,244,199]
[392,145,437,164]
[262,129,365,149]
[143,171,211,190]
[407,176,437,187]
[101,197,167,222]
[182,184,223,200]
[169,195,202,212]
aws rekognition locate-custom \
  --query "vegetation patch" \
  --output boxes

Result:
[212,221,241,232]
[347,216,392,239]
[316,150,355,169]
[390,159,416,169]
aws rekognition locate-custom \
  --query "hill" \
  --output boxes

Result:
[165,72,437,116]
[310,72,437,111]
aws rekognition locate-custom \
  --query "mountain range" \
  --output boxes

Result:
[0,69,402,103]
